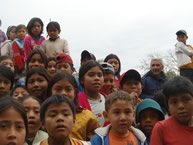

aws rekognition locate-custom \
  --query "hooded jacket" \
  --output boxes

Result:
[136,99,165,145]
[90,124,147,145]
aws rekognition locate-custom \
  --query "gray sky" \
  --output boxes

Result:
[2,0,193,74]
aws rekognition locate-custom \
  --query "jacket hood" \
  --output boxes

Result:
[0,40,11,47]
[95,124,146,144]
[136,99,165,123]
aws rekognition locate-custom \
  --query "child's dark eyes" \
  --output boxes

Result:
[0,123,7,129]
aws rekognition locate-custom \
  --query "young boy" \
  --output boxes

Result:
[100,62,115,95]
[136,99,165,145]
[119,69,150,107]
[91,90,146,145]
[56,53,74,74]
[38,94,89,145]
[150,76,193,145]
[175,30,193,82]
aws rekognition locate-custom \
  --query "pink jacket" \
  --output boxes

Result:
[78,91,107,111]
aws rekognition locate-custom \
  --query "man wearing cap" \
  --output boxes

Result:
[175,29,193,82]
[142,58,168,98]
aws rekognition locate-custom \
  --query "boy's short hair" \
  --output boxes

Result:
[105,90,134,111]
[119,69,141,87]
[163,76,193,103]
[56,53,73,69]
[136,99,165,123]
[40,94,76,122]
[176,29,187,36]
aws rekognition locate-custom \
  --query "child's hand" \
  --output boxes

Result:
[129,92,138,106]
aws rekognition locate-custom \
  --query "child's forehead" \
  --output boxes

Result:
[169,92,193,98]
[124,78,141,83]
[141,108,159,114]
[46,102,72,112]
[109,99,133,109]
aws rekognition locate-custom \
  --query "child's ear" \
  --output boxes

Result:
[133,110,136,120]
[103,111,109,122]
[41,121,47,132]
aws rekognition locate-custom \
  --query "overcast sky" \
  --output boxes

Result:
[2,0,193,74]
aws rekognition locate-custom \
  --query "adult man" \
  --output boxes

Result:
[142,58,168,98]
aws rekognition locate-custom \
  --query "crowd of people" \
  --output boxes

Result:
[0,17,193,145]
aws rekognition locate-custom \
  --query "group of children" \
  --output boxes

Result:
[0,17,193,145]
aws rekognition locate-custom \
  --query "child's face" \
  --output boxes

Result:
[0,107,26,145]
[104,100,135,137]
[31,21,42,38]
[121,79,142,105]
[101,74,114,94]
[44,102,74,140]
[28,54,45,70]
[81,66,104,93]
[177,34,188,44]
[0,74,11,97]
[12,87,29,99]
[150,60,163,77]
[8,28,16,41]
[107,58,119,74]
[168,93,193,126]
[27,73,48,99]
[22,98,41,138]
[0,59,14,73]
[140,108,160,134]
[47,27,59,40]
[52,79,76,101]
[56,62,73,74]
[16,28,26,40]
[47,61,56,78]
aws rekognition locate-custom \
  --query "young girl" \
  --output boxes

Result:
[26,67,49,102]
[47,57,56,78]
[0,65,14,97]
[0,56,14,73]
[104,54,121,88]
[26,49,48,71]
[78,60,106,126]
[24,17,45,62]
[17,49,48,86]
[1,26,16,56]
[0,96,28,145]
[48,72,100,141]
[12,24,27,77]
[19,95,48,145]
[11,85,29,99]
[40,21,69,58]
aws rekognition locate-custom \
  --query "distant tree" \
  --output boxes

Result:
[137,49,179,79]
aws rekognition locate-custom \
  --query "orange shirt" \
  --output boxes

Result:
[108,130,138,145]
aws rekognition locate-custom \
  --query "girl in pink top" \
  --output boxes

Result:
[24,17,45,62]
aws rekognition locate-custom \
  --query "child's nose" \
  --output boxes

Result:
[8,127,17,139]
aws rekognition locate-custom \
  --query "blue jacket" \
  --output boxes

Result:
[142,71,168,98]
[91,125,147,145]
